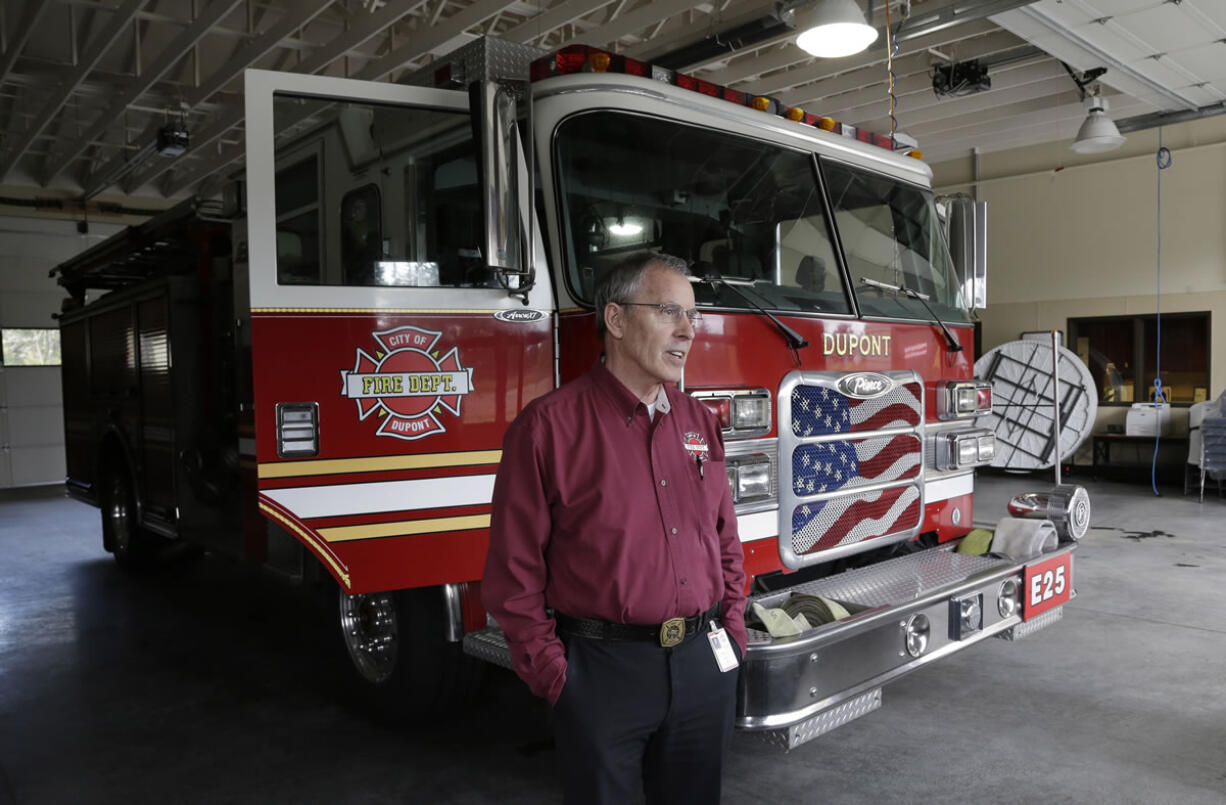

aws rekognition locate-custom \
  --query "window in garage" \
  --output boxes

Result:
[1068,312,1210,405]
[1,328,61,366]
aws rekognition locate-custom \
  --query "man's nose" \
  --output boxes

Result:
[675,315,695,339]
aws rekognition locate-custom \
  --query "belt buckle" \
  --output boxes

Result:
[659,617,685,648]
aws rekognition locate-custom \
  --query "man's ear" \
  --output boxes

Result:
[604,303,625,340]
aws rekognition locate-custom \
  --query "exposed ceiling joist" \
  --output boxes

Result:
[81,0,335,196]
[0,1,50,87]
[0,0,147,182]
[43,0,246,186]
[118,0,434,194]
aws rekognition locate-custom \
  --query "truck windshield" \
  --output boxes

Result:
[824,161,971,323]
[555,111,853,316]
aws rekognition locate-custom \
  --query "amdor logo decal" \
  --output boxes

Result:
[340,326,473,441]
[494,309,546,323]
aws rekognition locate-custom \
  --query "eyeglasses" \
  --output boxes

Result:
[615,301,702,324]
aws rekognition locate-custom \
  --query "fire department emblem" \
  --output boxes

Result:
[339,326,473,441]
[682,432,709,457]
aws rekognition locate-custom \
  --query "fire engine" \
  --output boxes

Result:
[54,38,1085,747]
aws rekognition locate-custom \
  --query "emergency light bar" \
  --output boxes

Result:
[528,45,922,159]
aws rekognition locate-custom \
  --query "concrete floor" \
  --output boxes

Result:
[1,474,1224,805]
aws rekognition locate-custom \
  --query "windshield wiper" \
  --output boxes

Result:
[691,271,809,351]
[858,277,963,352]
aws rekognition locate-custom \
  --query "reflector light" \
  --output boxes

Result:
[732,396,770,430]
[977,385,993,412]
[723,87,747,105]
[589,51,611,72]
[525,46,907,155]
[700,397,732,429]
[619,56,647,77]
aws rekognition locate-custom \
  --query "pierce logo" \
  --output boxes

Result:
[837,372,895,400]
[340,326,473,441]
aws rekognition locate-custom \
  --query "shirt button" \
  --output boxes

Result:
[660,479,667,487]
[681,577,688,584]
[671,528,678,535]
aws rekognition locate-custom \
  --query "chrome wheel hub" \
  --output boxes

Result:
[339,591,399,684]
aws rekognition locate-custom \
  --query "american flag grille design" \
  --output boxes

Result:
[786,379,924,556]
[792,485,922,554]
[790,382,922,438]
[792,434,921,497]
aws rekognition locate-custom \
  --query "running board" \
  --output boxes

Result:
[463,625,514,670]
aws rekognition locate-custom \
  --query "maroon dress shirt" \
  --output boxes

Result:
[482,361,748,705]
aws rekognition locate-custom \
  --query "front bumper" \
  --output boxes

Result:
[739,541,1075,748]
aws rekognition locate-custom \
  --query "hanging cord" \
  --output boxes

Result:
[1151,129,1173,495]
[885,1,905,140]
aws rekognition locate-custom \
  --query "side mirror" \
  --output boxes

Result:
[473,80,531,283]
[943,195,987,310]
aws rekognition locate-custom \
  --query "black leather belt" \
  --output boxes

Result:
[555,603,720,648]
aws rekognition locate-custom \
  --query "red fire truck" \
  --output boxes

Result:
[55,38,1082,747]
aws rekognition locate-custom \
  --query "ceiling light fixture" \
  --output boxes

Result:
[1071,87,1126,154]
[793,0,878,59]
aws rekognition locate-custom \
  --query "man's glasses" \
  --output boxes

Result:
[615,301,702,325]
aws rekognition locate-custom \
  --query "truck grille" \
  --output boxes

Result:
[779,371,925,568]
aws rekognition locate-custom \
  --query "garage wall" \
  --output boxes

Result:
[0,217,124,487]
[932,115,1226,435]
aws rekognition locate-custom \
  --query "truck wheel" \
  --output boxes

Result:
[101,467,154,569]
[337,586,479,719]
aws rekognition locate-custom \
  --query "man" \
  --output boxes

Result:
[482,252,747,805]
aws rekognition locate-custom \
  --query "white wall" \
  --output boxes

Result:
[933,115,1226,439]
[0,217,125,487]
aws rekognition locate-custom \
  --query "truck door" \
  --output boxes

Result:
[242,69,554,594]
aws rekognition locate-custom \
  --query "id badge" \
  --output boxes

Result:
[707,623,739,673]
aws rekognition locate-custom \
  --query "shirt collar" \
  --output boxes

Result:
[590,359,671,421]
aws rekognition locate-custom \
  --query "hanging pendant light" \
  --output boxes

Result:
[1071,89,1126,154]
[794,0,878,59]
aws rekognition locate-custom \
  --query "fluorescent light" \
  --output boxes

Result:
[608,219,643,236]
[794,0,878,59]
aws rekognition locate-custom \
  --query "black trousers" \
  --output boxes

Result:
[552,630,740,805]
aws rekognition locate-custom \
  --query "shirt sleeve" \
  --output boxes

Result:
[714,431,748,655]
[481,410,568,705]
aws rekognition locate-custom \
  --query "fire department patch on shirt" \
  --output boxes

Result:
[682,432,709,457]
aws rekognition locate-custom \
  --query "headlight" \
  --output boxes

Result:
[937,428,995,470]
[732,395,770,430]
[938,380,993,420]
[726,454,771,503]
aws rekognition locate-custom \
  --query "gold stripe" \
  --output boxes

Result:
[259,449,502,479]
[259,502,352,589]
[319,514,491,543]
[251,307,500,314]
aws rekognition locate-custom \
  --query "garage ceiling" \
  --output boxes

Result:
[0,0,1224,202]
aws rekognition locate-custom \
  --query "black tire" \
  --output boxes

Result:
[336,585,481,720]
[100,463,156,570]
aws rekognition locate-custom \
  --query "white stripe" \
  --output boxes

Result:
[263,475,496,519]
[925,473,974,503]
[840,486,921,545]
[737,510,778,542]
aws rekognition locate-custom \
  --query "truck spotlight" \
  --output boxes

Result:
[950,594,982,639]
[1008,484,1091,541]
[998,578,1020,618]
[904,613,930,657]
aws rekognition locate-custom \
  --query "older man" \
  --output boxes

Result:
[482,252,747,804]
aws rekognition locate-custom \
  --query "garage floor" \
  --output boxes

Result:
[2,474,1224,805]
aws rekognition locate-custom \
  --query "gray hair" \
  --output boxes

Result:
[594,252,690,340]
